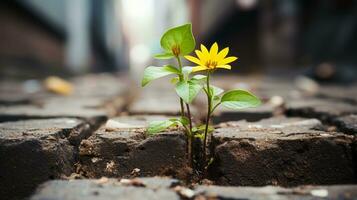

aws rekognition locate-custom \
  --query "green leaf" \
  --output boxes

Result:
[154,52,174,59]
[209,85,224,96]
[142,65,180,87]
[169,117,189,126]
[179,116,189,126]
[182,66,193,79]
[194,133,205,140]
[170,77,179,84]
[175,80,203,103]
[221,90,261,110]
[192,124,214,133]
[147,120,175,135]
[160,23,195,56]
[191,74,207,81]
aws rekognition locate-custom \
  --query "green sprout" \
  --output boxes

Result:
[141,23,261,168]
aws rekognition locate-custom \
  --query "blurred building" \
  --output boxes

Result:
[0,0,126,79]
[0,0,356,82]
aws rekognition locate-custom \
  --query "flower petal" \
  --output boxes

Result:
[218,56,238,65]
[216,47,229,60]
[210,42,218,57]
[184,55,203,65]
[192,65,208,72]
[200,44,209,55]
[195,50,204,60]
[216,65,232,70]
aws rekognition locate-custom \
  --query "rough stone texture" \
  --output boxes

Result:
[129,89,182,115]
[333,114,357,135]
[30,178,180,200]
[209,116,357,186]
[212,102,277,123]
[0,104,108,123]
[286,98,357,122]
[318,84,357,104]
[78,115,191,180]
[70,73,130,117]
[0,73,129,122]
[195,185,357,200]
[30,177,357,200]
[0,118,92,200]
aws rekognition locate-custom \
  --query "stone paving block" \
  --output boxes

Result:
[70,74,130,116]
[211,75,307,100]
[332,114,357,135]
[286,98,357,122]
[30,177,357,200]
[195,185,357,200]
[70,73,129,99]
[78,115,191,180]
[0,104,107,123]
[0,118,93,200]
[212,102,277,123]
[0,74,129,120]
[129,90,182,115]
[208,116,356,186]
[318,84,357,104]
[30,177,180,200]
[0,80,49,105]
[40,96,125,118]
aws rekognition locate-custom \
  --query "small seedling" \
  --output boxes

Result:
[141,23,261,168]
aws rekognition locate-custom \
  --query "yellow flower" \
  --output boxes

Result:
[184,42,238,72]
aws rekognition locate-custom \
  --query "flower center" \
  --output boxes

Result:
[205,60,217,69]
[172,44,181,56]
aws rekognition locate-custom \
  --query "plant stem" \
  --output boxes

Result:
[203,71,211,163]
[176,56,185,118]
[185,102,193,166]
[186,103,193,131]
[176,56,194,167]
[179,98,185,118]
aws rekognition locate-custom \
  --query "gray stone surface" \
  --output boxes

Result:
[129,90,182,115]
[209,116,356,186]
[195,185,357,200]
[333,114,357,135]
[0,118,93,200]
[0,74,129,121]
[0,104,107,122]
[70,73,129,99]
[286,98,357,122]
[30,178,180,200]
[78,115,191,180]
[318,84,357,104]
[30,177,357,200]
[212,102,276,123]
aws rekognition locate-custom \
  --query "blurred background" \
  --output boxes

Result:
[0,0,356,83]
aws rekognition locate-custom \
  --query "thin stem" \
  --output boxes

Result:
[176,56,185,118]
[203,71,211,162]
[210,102,221,115]
[186,103,193,131]
[179,99,185,118]
[176,56,194,167]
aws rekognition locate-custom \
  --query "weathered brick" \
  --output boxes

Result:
[209,116,356,186]
[195,185,357,200]
[129,89,182,115]
[0,104,107,123]
[286,98,357,122]
[0,118,91,200]
[30,177,180,200]
[333,114,357,135]
[78,115,191,180]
